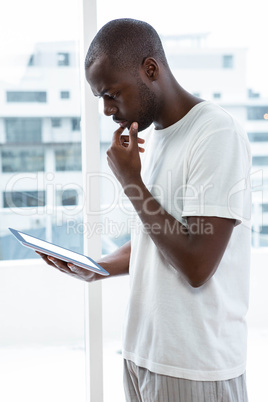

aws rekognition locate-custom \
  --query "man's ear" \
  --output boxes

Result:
[142,57,159,81]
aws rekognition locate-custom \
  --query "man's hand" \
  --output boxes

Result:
[106,122,145,189]
[35,241,131,282]
[35,251,102,282]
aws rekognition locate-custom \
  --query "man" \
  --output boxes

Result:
[38,19,251,401]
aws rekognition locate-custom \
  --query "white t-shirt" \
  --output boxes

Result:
[122,101,252,381]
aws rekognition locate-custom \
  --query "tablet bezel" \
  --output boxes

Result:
[9,227,109,276]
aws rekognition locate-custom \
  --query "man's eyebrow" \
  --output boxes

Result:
[94,89,109,97]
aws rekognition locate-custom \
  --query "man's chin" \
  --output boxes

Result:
[127,121,152,132]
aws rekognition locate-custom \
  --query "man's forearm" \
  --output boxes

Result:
[124,179,191,273]
[124,179,234,288]
[97,240,131,279]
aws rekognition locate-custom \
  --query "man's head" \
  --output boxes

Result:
[85,18,168,74]
[85,19,169,132]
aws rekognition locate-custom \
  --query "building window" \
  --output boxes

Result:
[213,92,221,99]
[57,52,69,66]
[28,54,35,66]
[3,191,46,208]
[57,189,78,206]
[247,106,268,120]
[248,89,260,98]
[252,156,268,166]
[51,118,62,128]
[262,204,268,213]
[2,148,45,172]
[72,117,80,131]
[248,132,268,142]
[55,145,82,171]
[6,91,47,103]
[60,91,70,99]
[260,225,268,235]
[222,55,233,68]
[5,118,42,143]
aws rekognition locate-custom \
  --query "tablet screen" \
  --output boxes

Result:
[19,231,101,270]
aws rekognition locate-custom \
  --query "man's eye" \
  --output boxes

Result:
[109,92,119,100]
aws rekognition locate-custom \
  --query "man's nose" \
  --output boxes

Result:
[103,102,117,116]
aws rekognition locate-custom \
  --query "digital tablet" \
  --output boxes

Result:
[9,227,109,276]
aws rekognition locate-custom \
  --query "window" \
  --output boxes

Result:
[167,52,229,70]
[213,92,221,99]
[6,91,47,103]
[247,106,268,120]
[260,225,268,234]
[3,191,46,208]
[252,156,268,166]
[0,1,86,401]
[222,54,234,68]
[72,117,80,131]
[60,91,70,99]
[51,118,62,128]
[2,148,45,172]
[55,145,82,171]
[262,203,268,213]
[28,54,35,66]
[5,118,42,143]
[248,132,268,142]
[248,89,260,98]
[57,52,69,66]
[58,189,78,205]
[1,1,268,401]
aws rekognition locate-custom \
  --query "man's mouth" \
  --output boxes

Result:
[113,118,128,128]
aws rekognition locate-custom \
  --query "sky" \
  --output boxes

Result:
[0,0,267,95]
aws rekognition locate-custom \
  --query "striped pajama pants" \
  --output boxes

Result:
[123,360,248,402]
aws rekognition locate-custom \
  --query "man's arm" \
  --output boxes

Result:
[124,182,234,288]
[107,122,235,288]
[36,240,131,282]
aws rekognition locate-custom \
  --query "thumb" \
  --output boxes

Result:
[129,122,139,149]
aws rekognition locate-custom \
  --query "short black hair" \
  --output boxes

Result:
[84,18,168,72]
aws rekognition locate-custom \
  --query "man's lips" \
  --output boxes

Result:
[113,118,128,128]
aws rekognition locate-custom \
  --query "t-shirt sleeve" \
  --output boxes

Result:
[181,126,251,226]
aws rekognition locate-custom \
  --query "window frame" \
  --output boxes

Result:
[80,1,103,401]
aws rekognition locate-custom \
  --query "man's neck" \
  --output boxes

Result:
[153,79,204,130]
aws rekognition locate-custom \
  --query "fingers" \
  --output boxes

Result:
[112,126,125,146]
[47,257,86,279]
[35,251,55,266]
[36,251,74,273]
[112,122,144,152]
[67,263,96,281]
[120,135,145,145]
[128,122,139,150]
[35,251,97,282]
[47,256,69,270]
[121,139,145,153]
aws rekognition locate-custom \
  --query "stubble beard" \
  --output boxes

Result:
[135,79,158,132]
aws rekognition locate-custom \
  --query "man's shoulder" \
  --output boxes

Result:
[192,101,247,141]
[193,101,233,124]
